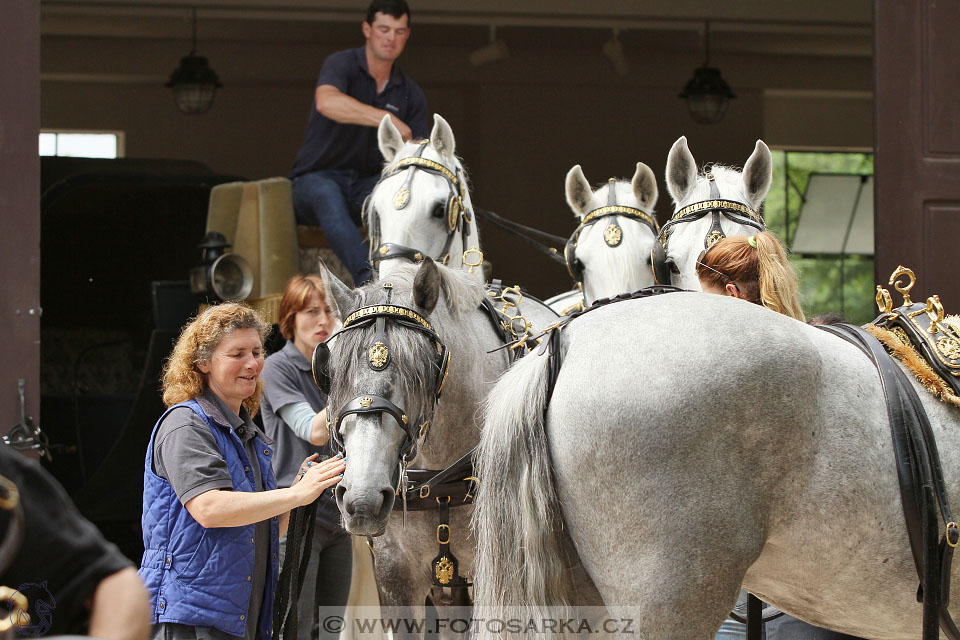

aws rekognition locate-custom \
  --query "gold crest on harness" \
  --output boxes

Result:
[369,341,389,368]
[604,222,623,247]
[706,230,724,248]
[435,556,454,585]
[393,188,410,210]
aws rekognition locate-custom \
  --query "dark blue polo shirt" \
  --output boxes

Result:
[290,46,428,179]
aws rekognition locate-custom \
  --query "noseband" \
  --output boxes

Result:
[651,172,765,284]
[312,284,449,466]
[564,178,660,288]
[369,140,474,268]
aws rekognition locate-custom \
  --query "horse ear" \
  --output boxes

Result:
[378,114,404,163]
[564,165,593,218]
[742,140,773,208]
[413,257,441,315]
[631,162,658,211]
[430,114,456,161]
[665,136,697,206]
[317,258,360,325]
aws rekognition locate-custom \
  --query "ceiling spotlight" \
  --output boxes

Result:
[679,21,736,125]
[602,29,630,76]
[469,25,509,67]
[166,8,223,115]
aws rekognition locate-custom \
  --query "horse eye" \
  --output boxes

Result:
[432,205,445,219]
[667,260,680,274]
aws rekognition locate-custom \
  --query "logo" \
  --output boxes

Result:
[9,582,56,637]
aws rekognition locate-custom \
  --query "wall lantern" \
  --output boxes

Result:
[166,8,222,115]
[680,21,736,125]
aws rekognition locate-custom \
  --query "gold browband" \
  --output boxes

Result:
[394,157,459,186]
[342,305,434,332]
[579,205,659,232]
[669,199,762,225]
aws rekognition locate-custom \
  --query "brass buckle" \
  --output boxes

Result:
[947,522,959,548]
[437,523,451,545]
[463,476,479,500]
[419,485,430,499]
[462,246,483,274]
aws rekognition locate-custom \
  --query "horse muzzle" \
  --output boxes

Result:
[336,481,395,536]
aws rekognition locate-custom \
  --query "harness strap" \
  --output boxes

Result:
[470,206,568,267]
[818,323,960,640]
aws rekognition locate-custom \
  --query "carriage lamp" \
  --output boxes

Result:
[166,8,222,114]
[680,21,736,125]
[189,232,254,302]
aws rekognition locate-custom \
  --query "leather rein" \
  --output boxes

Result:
[369,142,475,268]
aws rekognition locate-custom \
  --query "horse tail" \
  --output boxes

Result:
[472,344,572,630]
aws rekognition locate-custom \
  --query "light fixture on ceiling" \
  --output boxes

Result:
[679,21,736,125]
[166,8,223,115]
[601,28,630,76]
[469,25,509,67]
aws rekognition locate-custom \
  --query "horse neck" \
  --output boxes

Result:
[412,305,508,468]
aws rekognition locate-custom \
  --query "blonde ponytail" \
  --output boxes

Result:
[753,233,805,322]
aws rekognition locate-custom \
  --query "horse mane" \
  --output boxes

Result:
[327,263,485,427]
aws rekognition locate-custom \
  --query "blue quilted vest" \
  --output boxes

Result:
[138,398,279,639]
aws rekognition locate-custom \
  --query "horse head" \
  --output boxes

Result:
[366,114,480,281]
[659,136,772,291]
[320,259,487,536]
[563,162,659,306]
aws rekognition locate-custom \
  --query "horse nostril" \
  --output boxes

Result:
[377,488,395,520]
[337,485,352,514]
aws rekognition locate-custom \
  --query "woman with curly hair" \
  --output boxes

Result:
[138,302,346,640]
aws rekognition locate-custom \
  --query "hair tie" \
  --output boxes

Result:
[747,235,758,248]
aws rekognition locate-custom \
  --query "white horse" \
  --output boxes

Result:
[367,114,482,281]
[658,136,772,291]
[546,163,660,313]
[472,291,960,640]
[319,259,562,622]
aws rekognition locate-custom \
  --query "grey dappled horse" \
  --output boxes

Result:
[321,260,558,619]
[546,163,660,313]
[366,114,481,281]
[472,291,960,640]
[659,136,772,290]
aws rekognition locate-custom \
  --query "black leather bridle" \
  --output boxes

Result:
[368,141,474,269]
[563,178,660,290]
[652,172,765,284]
[312,288,450,467]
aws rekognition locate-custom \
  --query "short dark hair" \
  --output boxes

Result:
[366,0,410,25]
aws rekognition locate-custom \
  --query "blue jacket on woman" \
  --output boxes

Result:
[138,398,279,639]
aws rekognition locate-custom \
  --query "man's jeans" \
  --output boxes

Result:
[292,169,380,286]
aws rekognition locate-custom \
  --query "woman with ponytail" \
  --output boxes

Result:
[696,231,805,321]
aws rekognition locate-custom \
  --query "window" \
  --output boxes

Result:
[39,130,124,159]
[764,150,875,324]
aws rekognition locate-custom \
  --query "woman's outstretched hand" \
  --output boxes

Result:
[292,453,345,505]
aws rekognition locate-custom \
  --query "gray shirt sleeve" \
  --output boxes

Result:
[154,406,235,505]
